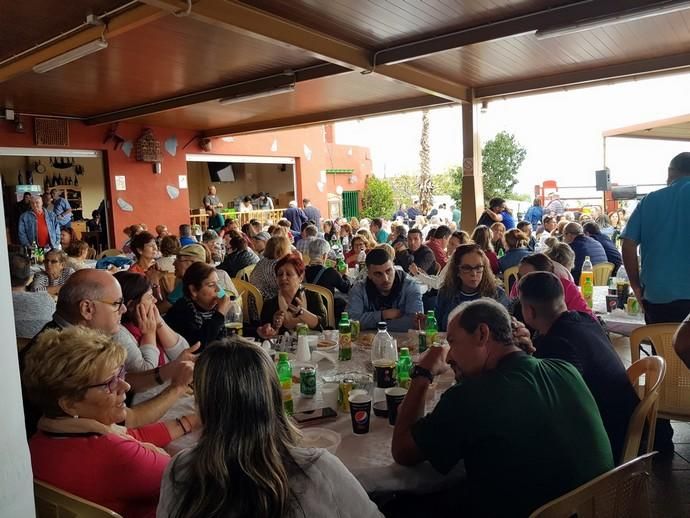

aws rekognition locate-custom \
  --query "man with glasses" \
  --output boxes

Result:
[562,222,607,284]
[20,269,195,437]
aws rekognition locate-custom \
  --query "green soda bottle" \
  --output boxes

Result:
[397,347,413,389]
[276,352,294,415]
[425,310,438,346]
[338,312,352,361]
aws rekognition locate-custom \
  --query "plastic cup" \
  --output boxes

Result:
[321,383,339,411]
[348,393,372,434]
[385,387,408,426]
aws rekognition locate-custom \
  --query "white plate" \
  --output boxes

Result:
[299,427,341,454]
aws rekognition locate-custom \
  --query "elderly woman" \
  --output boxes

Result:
[258,253,328,338]
[164,262,233,349]
[305,238,351,318]
[499,229,532,273]
[202,229,225,264]
[155,235,180,274]
[471,225,500,275]
[410,230,470,290]
[157,339,382,518]
[30,249,75,295]
[249,235,292,300]
[11,253,55,340]
[345,235,369,268]
[65,240,90,270]
[60,227,78,249]
[128,231,158,274]
[389,223,408,249]
[436,244,509,331]
[23,326,198,518]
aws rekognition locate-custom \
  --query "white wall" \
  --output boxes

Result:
[0,194,35,516]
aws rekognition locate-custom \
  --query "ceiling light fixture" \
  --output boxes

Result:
[535,1,690,39]
[32,38,108,74]
[219,84,295,105]
[480,100,489,113]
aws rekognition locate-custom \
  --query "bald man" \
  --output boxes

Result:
[203,185,223,211]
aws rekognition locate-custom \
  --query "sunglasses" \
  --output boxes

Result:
[85,365,127,393]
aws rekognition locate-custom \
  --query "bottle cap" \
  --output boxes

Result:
[279,352,288,361]
[400,347,410,356]
[377,322,388,330]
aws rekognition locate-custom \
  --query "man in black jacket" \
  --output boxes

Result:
[583,221,622,275]
[394,228,436,274]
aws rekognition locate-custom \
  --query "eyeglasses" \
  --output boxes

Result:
[94,298,125,311]
[46,259,61,264]
[85,365,127,393]
[459,264,484,274]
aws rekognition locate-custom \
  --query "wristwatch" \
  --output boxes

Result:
[410,365,434,383]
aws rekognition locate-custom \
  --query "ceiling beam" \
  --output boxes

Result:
[139,0,469,103]
[373,0,687,65]
[202,95,453,137]
[0,4,166,84]
[84,63,350,125]
[474,52,690,100]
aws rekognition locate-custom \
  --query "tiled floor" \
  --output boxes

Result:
[611,335,690,517]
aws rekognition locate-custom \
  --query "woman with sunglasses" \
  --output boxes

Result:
[23,326,198,518]
[436,244,510,331]
[29,249,75,295]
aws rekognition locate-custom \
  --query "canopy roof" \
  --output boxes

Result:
[2,0,690,136]
[604,113,690,142]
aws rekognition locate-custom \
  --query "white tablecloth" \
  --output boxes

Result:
[165,336,464,494]
[593,286,645,336]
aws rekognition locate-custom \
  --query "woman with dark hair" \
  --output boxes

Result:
[436,244,509,331]
[128,231,158,274]
[322,219,336,242]
[470,225,500,274]
[164,262,233,349]
[60,227,78,249]
[218,230,259,278]
[156,235,181,273]
[339,222,353,252]
[499,229,532,273]
[344,235,369,268]
[158,339,382,518]
[490,222,507,257]
[239,196,253,212]
[258,253,327,338]
[65,240,91,270]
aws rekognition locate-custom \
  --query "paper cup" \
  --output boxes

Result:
[348,393,372,434]
[385,387,408,426]
[321,383,339,411]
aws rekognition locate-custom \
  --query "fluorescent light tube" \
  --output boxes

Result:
[33,38,108,73]
[219,84,295,105]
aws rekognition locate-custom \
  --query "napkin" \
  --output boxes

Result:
[310,350,337,364]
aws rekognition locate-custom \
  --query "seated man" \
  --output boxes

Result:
[425,225,451,269]
[392,299,613,517]
[518,271,639,462]
[218,231,259,278]
[394,228,436,274]
[563,222,607,283]
[178,224,196,246]
[583,221,622,275]
[348,248,424,332]
[20,269,195,437]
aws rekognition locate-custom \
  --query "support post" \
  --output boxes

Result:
[460,102,484,233]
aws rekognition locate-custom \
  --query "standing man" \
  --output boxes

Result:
[50,189,72,229]
[203,185,223,211]
[303,198,321,228]
[451,204,461,226]
[18,195,60,249]
[283,200,308,232]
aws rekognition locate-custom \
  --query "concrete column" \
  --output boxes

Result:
[460,102,484,233]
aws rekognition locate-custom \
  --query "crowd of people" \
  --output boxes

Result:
[11,152,690,517]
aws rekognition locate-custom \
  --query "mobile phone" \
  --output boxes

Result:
[291,286,305,306]
[292,407,338,424]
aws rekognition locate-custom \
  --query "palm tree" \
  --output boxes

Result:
[418,109,433,212]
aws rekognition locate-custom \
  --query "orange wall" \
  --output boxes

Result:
[0,119,371,247]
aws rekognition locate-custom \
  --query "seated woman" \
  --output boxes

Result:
[345,235,369,268]
[499,228,533,273]
[436,244,509,331]
[158,339,382,518]
[29,249,75,295]
[410,230,469,290]
[250,235,292,300]
[164,262,233,349]
[65,240,91,270]
[339,222,353,252]
[155,235,180,274]
[59,227,78,250]
[305,238,351,319]
[322,219,337,242]
[490,222,507,257]
[258,253,327,338]
[218,231,259,278]
[23,326,198,518]
[471,225,500,275]
[10,253,55,340]
[128,231,158,274]
[545,241,576,282]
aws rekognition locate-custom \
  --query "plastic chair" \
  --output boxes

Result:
[232,278,263,323]
[503,266,519,293]
[98,248,122,259]
[529,452,655,518]
[593,262,614,286]
[620,356,666,463]
[34,479,123,517]
[303,283,335,329]
[630,323,689,421]
[236,263,256,282]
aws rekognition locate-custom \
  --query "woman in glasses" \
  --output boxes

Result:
[158,339,382,518]
[29,249,75,295]
[436,244,509,331]
[23,326,198,518]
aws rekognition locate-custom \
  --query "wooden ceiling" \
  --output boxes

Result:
[1,0,690,136]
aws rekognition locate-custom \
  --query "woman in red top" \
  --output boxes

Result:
[23,326,199,518]
[128,231,158,274]
[471,225,500,275]
[345,235,369,268]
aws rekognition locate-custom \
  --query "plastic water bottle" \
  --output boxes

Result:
[276,353,293,416]
[357,249,367,271]
[580,256,594,308]
[224,295,243,336]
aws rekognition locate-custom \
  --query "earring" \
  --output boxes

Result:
[72,414,79,419]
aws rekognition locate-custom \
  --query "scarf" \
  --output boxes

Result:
[183,296,215,329]
[37,416,169,456]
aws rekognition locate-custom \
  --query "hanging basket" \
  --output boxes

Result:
[135,129,162,162]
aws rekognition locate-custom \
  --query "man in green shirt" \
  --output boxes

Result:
[392,299,613,517]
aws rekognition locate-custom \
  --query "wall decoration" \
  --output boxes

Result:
[178,175,188,189]
[122,141,133,157]
[117,197,133,212]
[336,185,344,195]
[166,185,180,199]
[319,170,327,184]
[271,139,278,152]
[303,144,312,161]
[165,136,178,156]
[115,175,126,191]
[317,181,325,192]
[135,129,162,162]
[347,147,353,156]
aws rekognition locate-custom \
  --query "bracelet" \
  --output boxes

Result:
[175,418,190,435]
[180,415,192,434]
[154,366,164,385]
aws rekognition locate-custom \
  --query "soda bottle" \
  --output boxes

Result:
[580,256,594,308]
[397,347,413,389]
[224,295,243,336]
[30,241,38,265]
[277,352,294,416]
[371,322,398,402]
[425,310,438,346]
[338,312,352,361]
[336,256,347,274]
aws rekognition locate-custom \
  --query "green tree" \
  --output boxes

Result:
[388,175,418,206]
[418,110,434,208]
[481,131,527,202]
[361,176,395,219]
[434,166,462,203]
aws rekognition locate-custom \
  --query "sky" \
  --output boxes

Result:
[335,70,690,199]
